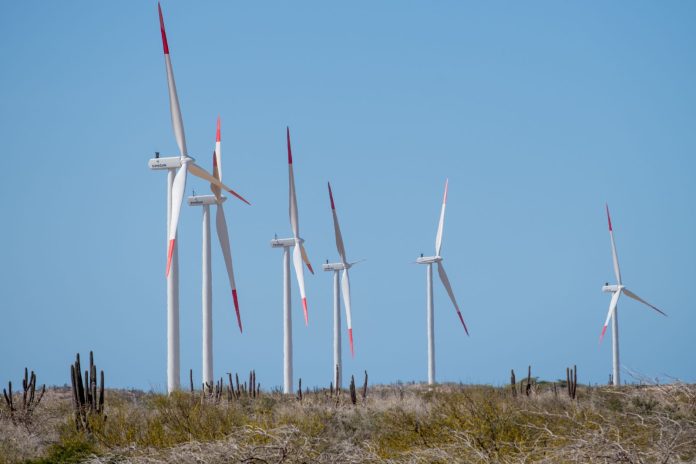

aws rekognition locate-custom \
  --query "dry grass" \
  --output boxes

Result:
[2,382,696,463]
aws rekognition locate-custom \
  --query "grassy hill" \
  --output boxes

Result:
[2,381,695,463]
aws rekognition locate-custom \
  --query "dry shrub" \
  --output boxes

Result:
[1,383,695,463]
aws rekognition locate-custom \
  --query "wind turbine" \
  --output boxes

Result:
[271,127,314,394]
[322,183,357,389]
[599,204,666,386]
[153,3,249,393]
[188,118,244,387]
[415,179,469,385]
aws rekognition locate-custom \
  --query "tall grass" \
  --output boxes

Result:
[1,383,695,463]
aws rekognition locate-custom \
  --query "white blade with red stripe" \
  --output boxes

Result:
[341,269,354,356]
[214,117,222,183]
[622,288,667,317]
[600,289,621,343]
[189,162,250,205]
[285,127,311,323]
[166,159,188,276]
[210,119,242,332]
[158,3,187,158]
[435,179,448,256]
[216,205,242,332]
[606,204,622,285]
[328,183,347,264]
[287,127,300,239]
[292,243,309,325]
[159,3,188,277]
[300,243,313,274]
[436,261,469,335]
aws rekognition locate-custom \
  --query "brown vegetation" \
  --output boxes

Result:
[1,381,695,463]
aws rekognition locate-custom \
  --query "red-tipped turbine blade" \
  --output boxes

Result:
[292,244,309,324]
[436,262,469,335]
[606,204,622,285]
[158,3,187,157]
[302,298,308,326]
[599,325,608,344]
[341,269,354,352]
[622,288,667,317]
[288,130,299,238]
[232,289,242,333]
[216,205,242,333]
[166,239,175,277]
[158,3,169,55]
[189,162,250,205]
[328,182,347,263]
[435,179,448,256]
[300,243,313,274]
[348,328,354,357]
[600,290,621,344]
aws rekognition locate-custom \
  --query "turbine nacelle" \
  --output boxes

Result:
[148,155,182,170]
[602,284,622,293]
[270,237,296,248]
[416,255,443,265]
[188,194,227,206]
[322,262,351,271]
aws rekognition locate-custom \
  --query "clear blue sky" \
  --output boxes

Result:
[1,1,694,391]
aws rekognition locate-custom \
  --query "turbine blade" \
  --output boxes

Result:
[435,179,448,256]
[158,3,187,157]
[300,242,314,274]
[210,118,222,200]
[166,162,188,276]
[606,204,622,285]
[189,162,250,205]
[214,116,222,182]
[211,150,222,201]
[216,205,242,333]
[292,244,308,325]
[622,288,667,317]
[436,262,469,335]
[328,182,347,263]
[341,269,354,357]
[288,127,300,238]
[599,290,621,344]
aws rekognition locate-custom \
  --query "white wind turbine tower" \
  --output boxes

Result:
[188,118,244,387]
[416,180,469,385]
[322,183,358,389]
[151,3,249,393]
[599,204,667,387]
[270,127,314,394]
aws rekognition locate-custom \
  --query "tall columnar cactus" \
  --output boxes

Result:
[566,365,578,400]
[2,367,45,423]
[361,370,368,402]
[349,375,357,405]
[525,365,533,396]
[510,369,517,397]
[70,351,105,432]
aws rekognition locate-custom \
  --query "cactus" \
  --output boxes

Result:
[510,369,517,397]
[70,351,105,432]
[566,365,577,400]
[361,370,368,402]
[349,375,357,405]
[2,368,45,424]
[297,378,303,402]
